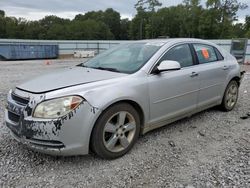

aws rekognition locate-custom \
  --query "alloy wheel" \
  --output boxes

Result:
[103,111,136,153]
[225,83,238,108]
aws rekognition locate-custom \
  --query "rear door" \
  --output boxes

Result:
[147,43,200,124]
[192,43,228,109]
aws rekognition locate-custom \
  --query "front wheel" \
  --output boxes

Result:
[90,103,140,159]
[220,80,239,111]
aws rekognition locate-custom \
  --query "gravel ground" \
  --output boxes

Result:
[0,59,249,187]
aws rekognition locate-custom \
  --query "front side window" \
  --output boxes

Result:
[160,44,194,68]
[82,42,164,74]
[193,44,218,64]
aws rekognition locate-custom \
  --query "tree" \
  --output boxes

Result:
[244,16,250,31]
[133,0,162,39]
[155,5,190,38]
[0,10,5,17]
[24,21,43,39]
[129,10,151,39]
[244,16,250,38]
[231,23,245,38]
[4,17,19,38]
[120,19,131,39]
[67,19,114,40]
[74,9,121,39]
[0,2,249,40]
[206,0,248,38]
[246,29,250,38]
[183,0,203,37]
[0,10,6,37]
[103,8,121,39]
[135,0,162,12]
[198,9,221,38]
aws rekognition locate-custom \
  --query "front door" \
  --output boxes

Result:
[147,43,200,125]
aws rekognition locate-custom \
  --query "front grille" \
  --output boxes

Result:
[8,111,20,123]
[11,92,29,105]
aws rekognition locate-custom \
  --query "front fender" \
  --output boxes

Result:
[83,81,150,123]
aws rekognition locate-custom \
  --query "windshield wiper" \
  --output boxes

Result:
[78,64,121,73]
[92,67,121,73]
[76,63,88,67]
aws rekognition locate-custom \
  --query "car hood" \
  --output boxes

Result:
[17,66,127,93]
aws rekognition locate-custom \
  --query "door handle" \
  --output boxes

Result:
[190,72,199,77]
[223,65,229,70]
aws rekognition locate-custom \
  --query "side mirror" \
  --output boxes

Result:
[154,60,181,74]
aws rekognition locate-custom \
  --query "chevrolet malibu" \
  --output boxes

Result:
[5,38,242,159]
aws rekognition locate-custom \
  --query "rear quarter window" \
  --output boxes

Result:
[193,44,218,64]
[214,47,224,61]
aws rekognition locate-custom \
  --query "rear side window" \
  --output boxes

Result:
[193,44,218,64]
[160,44,194,68]
[214,47,224,61]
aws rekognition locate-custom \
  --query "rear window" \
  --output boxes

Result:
[193,44,218,64]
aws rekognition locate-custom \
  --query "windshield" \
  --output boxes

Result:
[81,42,164,74]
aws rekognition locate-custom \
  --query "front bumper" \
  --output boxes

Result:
[5,89,101,156]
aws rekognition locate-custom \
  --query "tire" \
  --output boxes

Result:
[220,80,239,111]
[90,103,140,159]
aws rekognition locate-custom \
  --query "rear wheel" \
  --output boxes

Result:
[91,103,140,159]
[220,80,239,111]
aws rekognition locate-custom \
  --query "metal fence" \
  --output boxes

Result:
[0,39,249,62]
[0,39,127,55]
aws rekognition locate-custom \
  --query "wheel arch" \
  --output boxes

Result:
[230,76,241,86]
[222,76,240,101]
[112,100,145,130]
[96,99,145,132]
[89,99,145,152]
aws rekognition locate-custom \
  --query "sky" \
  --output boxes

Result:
[0,0,249,22]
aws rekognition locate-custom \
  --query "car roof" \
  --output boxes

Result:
[133,38,220,49]
[138,38,211,44]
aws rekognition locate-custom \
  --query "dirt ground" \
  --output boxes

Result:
[242,64,250,73]
[0,59,249,187]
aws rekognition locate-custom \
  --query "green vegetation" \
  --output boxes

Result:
[0,0,249,40]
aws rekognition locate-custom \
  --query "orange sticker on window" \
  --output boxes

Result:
[202,48,209,59]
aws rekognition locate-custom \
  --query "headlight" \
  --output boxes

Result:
[33,96,83,119]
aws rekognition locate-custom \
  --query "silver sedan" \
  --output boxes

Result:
[5,38,243,159]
